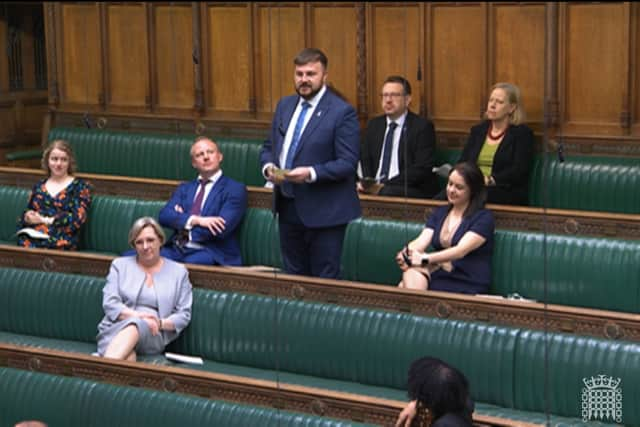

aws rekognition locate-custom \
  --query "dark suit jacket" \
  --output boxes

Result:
[361,111,437,198]
[158,175,248,265]
[459,121,534,205]
[260,89,361,228]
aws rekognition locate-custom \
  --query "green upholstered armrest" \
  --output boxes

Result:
[5,149,42,162]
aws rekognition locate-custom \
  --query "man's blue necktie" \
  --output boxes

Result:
[379,121,397,182]
[282,101,311,197]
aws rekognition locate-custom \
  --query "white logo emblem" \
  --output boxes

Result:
[581,375,622,423]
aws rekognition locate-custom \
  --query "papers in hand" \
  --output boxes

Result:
[165,352,204,365]
[432,163,453,178]
[15,227,50,239]
[270,167,291,180]
[360,177,384,195]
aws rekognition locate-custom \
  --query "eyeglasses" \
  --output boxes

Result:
[379,92,405,99]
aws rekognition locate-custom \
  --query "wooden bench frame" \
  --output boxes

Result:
[1,245,638,342]
[0,343,542,427]
[1,166,638,240]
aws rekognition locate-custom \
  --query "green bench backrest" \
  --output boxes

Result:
[340,217,640,313]
[0,266,516,409]
[4,266,640,425]
[0,367,367,427]
[0,186,30,243]
[48,127,266,186]
[528,154,640,213]
[2,183,638,313]
[513,330,640,423]
[0,268,103,342]
[435,148,640,214]
[492,230,640,312]
[341,218,423,285]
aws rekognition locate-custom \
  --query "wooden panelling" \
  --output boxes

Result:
[430,3,485,130]
[106,3,149,110]
[369,4,421,117]
[255,4,304,114]
[206,4,251,113]
[492,3,545,130]
[59,4,101,106]
[633,2,640,135]
[561,2,628,135]
[0,18,7,92]
[152,4,194,110]
[310,3,358,108]
[45,2,640,147]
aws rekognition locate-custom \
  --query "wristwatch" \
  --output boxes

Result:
[420,255,429,267]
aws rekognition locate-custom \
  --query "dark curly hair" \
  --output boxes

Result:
[407,357,470,420]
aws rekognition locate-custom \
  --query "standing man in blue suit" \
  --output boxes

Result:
[260,48,361,279]
[159,136,247,266]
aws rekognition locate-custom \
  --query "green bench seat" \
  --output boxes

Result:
[2,185,639,313]
[436,148,640,214]
[0,367,368,427]
[47,127,266,187]
[1,266,636,426]
[341,217,640,313]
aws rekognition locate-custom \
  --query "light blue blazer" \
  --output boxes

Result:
[99,256,193,346]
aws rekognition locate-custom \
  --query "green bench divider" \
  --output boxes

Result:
[0,367,369,427]
[1,266,636,426]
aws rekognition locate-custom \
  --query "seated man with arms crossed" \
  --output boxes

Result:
[159,136,248,266]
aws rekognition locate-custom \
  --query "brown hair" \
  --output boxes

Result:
[293,48,328,69]
[42,140,77,176]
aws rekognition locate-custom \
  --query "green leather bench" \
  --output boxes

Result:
[341,217,640,313]
[436,148,640,214]
[46,127,266,187]
[2,185,639,313]
[0,367,369,427]
[1,266,636,426]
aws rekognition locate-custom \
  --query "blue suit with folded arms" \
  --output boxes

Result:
[260,48,361,279]
[158,136,248,266]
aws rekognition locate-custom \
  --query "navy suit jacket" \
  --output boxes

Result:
[158,175,248,265]
[260,89,361,228]
[361,111,437,198]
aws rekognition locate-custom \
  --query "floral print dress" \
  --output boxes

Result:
[17,178,92,250]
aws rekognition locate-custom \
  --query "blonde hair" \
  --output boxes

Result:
[42,140,77,175]
[128,217,166,247]
[486,82,526,125]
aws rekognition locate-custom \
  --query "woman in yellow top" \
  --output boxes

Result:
[458,82,534,205]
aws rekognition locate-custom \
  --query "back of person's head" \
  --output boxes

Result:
[407,356,470,420]
[42,139,77,175]
[450,162,487,217]
[384,75,412,96]
[294,48,328,69]
[489,82,525,125]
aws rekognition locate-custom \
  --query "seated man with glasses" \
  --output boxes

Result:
[358,75,437,198]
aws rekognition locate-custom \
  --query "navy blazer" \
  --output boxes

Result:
[158,175,248,265]
[260,89,361,228]
[459,121,534,205]
[361,111,437,198]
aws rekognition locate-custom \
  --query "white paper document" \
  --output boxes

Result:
[164,352,204,365]
[16,227,50,239]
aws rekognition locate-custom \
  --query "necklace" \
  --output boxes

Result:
[488,122,507,140]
